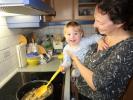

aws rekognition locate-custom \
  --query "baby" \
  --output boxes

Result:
[60,21,106,77]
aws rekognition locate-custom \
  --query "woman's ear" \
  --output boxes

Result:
[116,23,124,28]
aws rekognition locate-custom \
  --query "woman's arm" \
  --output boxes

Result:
[68,51,96,91]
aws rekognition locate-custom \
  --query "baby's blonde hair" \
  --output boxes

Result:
[64,21,84,37]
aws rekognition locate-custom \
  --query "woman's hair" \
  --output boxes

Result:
[64,21,84,36]
[96,0,133,32]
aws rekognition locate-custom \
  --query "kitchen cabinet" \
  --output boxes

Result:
[47,0,73,21]
[0,0,55,16]
[6,16,43,28]
[46,0,96,21]
[74,0,96,20]
[42,0,55,21]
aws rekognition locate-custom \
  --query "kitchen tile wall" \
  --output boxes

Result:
[0,17,23,85]
[36,24,95,36]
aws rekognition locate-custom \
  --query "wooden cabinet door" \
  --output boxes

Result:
[74,0,96,20]
[50,0,73,21]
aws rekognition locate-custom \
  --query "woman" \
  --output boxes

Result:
[68,0,133,99]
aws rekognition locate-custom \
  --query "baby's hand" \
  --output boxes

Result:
[97,37,109,51]
[59,66,65,72]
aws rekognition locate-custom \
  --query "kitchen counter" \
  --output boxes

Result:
[18,57,61,72]
[0,56,70,100]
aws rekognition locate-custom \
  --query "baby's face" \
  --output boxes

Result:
[65,26,82,47]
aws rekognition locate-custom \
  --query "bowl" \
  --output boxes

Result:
[27,56,40,66]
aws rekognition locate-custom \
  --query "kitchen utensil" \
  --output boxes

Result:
[34,67,62,98]
[16,80,53,100]
[16,44,27,68]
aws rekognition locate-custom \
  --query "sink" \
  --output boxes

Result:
[0,72,65,100]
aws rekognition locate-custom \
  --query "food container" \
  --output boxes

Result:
[26,56,40,66]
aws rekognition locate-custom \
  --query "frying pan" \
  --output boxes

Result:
[16,80,53,100]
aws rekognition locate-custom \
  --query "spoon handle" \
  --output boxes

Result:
[46,67,61,86]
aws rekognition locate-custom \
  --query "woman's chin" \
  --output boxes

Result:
[98,32,106,36]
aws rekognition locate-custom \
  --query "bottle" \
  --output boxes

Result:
[42,34,53,52]
[39,54,47,64]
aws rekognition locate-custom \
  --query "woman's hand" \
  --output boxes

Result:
[97,37,109,51]
[59,66,65,72]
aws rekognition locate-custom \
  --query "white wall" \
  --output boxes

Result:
[0,17,23,83]
[35,24,95,38]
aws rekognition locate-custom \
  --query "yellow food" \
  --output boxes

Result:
[21,85,53,100]
[37,45,46,54]
[18,34,27,45]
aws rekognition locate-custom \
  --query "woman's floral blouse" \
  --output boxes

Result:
[77,37,133,100]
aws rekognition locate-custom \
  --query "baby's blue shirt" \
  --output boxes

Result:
[61,34,101,68]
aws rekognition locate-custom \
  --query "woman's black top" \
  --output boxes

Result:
[77,37,133,100]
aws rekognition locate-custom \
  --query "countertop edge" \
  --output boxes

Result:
[0,68,18,88]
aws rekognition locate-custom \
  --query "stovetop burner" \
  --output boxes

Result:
[0,72,64,100]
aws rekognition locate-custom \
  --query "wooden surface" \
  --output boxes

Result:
[50,0,73,21]
[74,0,96,21]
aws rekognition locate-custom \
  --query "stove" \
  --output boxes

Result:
[0,72,65,100]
